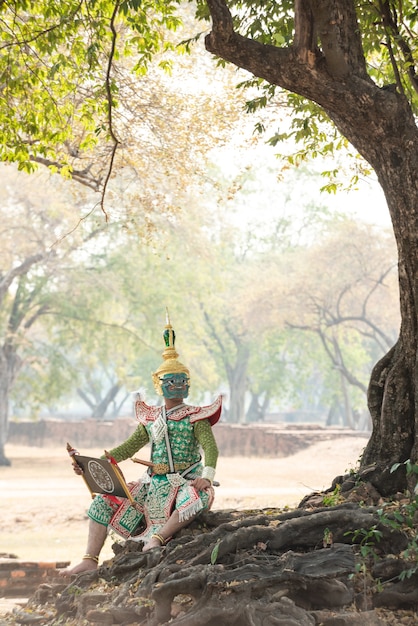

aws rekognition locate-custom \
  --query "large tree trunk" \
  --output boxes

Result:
[204,0,418,493]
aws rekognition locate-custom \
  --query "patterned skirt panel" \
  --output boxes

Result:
[87,473,214,540]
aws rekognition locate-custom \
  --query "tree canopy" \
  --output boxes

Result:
[0,1,180,180]
[0,1,241,219]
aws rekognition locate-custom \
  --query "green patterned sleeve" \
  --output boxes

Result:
[194,419,219,469]
[105,424,150,463]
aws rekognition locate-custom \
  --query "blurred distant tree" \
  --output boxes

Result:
[3,168,400,437]
[209,213,399,428]
[0,168,108,464]
[277,220,399,427]
[0,4,245,459]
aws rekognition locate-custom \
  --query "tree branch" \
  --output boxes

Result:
[205,0,293,84]
[0,253,46,306]
[309,0,368,78]
[379,0,418,96]
[205,0,368,86]
[318,329,368,393]
[204,0,392,159]
[30,156,102,191]
[294,0,316,64]
[24,303,50,330]
[100,0,122,221]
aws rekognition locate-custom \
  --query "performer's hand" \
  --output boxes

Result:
[190,477,212,491]
[72,463,83,476]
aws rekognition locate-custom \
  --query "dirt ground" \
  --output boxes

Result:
[0,435,369,565]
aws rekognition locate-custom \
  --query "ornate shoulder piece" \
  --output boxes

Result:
[188,395,223,426]
[134,395,161,425]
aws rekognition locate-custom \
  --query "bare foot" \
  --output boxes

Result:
[59,559,98,577]
[142,537,163,552]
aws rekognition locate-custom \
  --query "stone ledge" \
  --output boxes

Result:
[0,559,70,597]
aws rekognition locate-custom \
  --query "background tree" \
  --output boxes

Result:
[4,160,398,435]
[282,220,399,427]
[0,167,108,464]
[0,5,247,459]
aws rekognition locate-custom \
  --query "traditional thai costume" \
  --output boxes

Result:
[87,313,221,542]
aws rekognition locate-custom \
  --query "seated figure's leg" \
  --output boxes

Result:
[59,518,108,575]
[59,494,116,576]
[142,509,194,551]
[142,481,214,551]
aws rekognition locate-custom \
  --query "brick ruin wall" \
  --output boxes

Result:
[7,419,329,458]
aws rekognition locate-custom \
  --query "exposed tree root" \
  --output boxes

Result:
[7,490,418,626]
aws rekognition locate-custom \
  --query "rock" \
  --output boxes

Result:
[85,609,114,624]
[312,610,387,625]
[76,591,113,617]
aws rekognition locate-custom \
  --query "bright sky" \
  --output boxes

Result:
[211,140,391,234]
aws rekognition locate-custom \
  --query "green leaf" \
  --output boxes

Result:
[210,540,220,565]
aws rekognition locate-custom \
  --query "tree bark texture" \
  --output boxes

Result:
[205,0,418,493]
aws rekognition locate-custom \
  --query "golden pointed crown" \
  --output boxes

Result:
[152,309,190,395]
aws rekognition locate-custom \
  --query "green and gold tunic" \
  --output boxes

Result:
[88,396,221,540]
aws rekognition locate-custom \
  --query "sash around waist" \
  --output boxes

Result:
[151,461,200,475]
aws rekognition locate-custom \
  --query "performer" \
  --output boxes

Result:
[61,315,221,575]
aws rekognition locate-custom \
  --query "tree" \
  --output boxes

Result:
[282,220,399,428]
[0,1,182,200]
[199,0,418,495]
[0,167,109,464]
